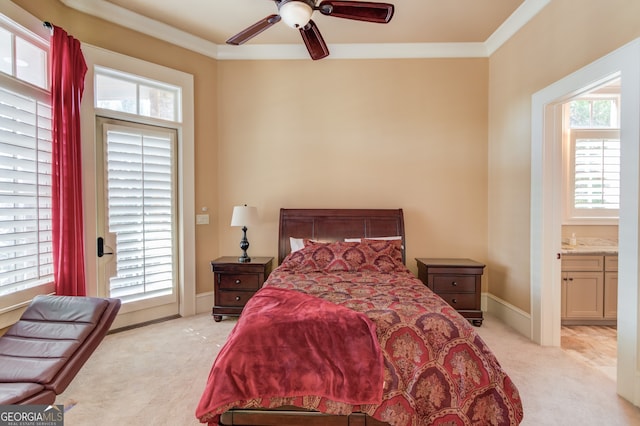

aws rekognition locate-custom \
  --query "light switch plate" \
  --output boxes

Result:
[196,214,209,225]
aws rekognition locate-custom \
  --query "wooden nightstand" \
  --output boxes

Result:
[211,257,273,322]
[416,258,485,326]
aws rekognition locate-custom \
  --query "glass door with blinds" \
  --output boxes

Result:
[96,118,179,324]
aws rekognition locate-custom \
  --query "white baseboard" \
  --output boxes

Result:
[483,292,532,339]
[196,291,213,315]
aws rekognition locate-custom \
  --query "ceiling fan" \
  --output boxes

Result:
[226,0,395,60]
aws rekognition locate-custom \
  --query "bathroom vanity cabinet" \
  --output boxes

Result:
[561,254,617,325]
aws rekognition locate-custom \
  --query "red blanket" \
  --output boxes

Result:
[196,287,384,421]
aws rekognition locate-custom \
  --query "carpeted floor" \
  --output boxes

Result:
[56,313,640,425]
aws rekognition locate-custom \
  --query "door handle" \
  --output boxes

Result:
[97,237,114,257]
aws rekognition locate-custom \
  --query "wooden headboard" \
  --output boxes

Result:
[278,208,405,264]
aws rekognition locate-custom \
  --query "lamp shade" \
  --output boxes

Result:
[230,205,258,227]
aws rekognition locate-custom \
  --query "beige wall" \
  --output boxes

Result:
[217,59,489,284]
[488,0,640,312]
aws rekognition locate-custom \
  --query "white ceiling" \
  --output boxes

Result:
[61,0,551,60]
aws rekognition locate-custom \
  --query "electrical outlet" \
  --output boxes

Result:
[196,214,209,225]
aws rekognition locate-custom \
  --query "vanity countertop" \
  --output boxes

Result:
[561,237,618,255]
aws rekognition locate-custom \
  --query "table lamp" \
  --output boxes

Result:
[230,205,258,262]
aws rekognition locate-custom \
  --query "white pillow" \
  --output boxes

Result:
[344,236,402,242]
[289,237,305,252]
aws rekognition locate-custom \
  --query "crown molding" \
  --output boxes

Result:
[217,42,489,60]
[59,0,220,58]
[60,0,550,60]
[485,0,551,55]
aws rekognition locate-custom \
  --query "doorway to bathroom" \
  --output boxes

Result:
[557,82,620,382]
[531,38,640,406]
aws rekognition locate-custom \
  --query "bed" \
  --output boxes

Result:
[197,208,523,425]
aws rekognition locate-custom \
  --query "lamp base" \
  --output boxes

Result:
[238,226,251,263]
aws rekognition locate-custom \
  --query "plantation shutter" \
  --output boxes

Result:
[0,86,53,294]
[105,126,175,301]
[574,136,620,210]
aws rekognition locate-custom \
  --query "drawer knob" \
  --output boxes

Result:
[235,279,241,285]
[451,298,457,304]
[451,281,457,286]
[235,296,241,301]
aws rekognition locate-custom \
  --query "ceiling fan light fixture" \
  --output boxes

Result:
[279,1,314,29]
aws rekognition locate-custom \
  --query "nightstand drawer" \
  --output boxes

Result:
[437,293,477,310]
[219,273,260,290]
[432,275,476,293]
[218,290,256,307]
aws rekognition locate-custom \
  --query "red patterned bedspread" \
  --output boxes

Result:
[197,240,523,425]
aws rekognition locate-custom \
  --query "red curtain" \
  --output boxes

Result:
[50,26,88,296]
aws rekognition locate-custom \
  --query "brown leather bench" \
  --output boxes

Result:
[0,295,121,405]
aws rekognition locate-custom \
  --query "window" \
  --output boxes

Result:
[564,94,620,223]
[571,130,620,209]
[569,98,618,129]
[0,16,48,90]
[0,15,53,304]
[95,66,181,122]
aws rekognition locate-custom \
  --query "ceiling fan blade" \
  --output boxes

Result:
[318,1,394,23]
[300,20,329,60]
[226,14,281,45]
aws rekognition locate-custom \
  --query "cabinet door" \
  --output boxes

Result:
[563,271,604,319]
[604,272,618,320]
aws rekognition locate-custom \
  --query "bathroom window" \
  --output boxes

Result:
[563,94,620,224]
